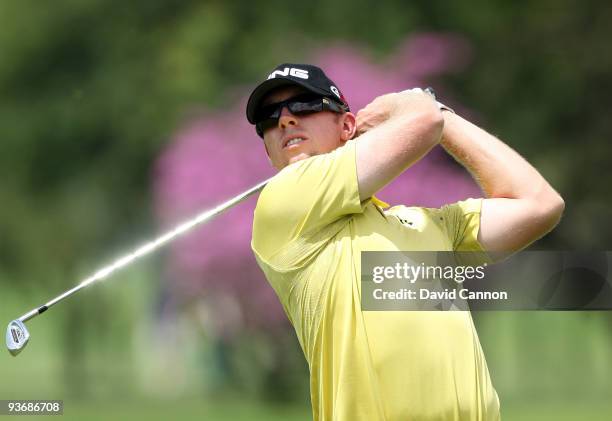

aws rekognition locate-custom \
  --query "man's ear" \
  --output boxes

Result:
[340,112,357,143]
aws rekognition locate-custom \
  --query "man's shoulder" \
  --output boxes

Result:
[254,140,359,215]
[252,140,362,261]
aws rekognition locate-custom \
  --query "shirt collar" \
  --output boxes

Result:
[371,195,389,209]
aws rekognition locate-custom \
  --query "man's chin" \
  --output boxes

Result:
[287,152,314,165]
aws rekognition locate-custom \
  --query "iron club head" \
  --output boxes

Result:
[6,320,30,356]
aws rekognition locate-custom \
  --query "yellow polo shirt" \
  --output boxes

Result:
[252,139,500,420]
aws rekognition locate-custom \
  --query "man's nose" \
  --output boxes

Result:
[278,106,298,129]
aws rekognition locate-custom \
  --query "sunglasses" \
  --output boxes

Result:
[255,93,347,137]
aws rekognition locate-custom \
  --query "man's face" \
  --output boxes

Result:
[260,86,354,170]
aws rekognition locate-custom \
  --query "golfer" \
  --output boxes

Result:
[246,63,564,420]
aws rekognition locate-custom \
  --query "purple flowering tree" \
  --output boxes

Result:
[154,33,480,338]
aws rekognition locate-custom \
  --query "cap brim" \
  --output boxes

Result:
[246,77,331,123]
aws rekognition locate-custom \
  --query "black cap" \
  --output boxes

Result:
[246,63,349,124]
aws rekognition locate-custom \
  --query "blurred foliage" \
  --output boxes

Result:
[1,0,611,417]
[1,0,610,284]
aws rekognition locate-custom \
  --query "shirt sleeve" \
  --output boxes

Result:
[437,198,486,252]
[430,198,491,266]
[252,139,364,264]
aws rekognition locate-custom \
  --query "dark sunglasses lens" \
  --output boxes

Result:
[288,99,323,114]
[257,118,277,134]
[255,94,321,121]
[254,94,341,138]
[255,103,280,122]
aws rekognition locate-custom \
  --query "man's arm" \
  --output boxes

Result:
[354,89,444,201]
[440,112,565,257]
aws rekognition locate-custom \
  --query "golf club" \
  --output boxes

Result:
[6,178,271,356]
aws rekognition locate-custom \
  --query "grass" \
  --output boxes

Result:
[502,401,612,421]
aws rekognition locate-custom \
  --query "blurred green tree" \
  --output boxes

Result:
[0,0,610,404]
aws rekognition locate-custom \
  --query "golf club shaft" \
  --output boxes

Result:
[18,178,271,323]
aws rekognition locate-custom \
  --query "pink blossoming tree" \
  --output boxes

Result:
[154,34,479,338]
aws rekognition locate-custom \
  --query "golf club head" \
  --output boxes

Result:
[6,320,30,356]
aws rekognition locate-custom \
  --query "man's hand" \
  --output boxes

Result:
[355,88,435,137]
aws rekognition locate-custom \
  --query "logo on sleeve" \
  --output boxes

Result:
[267,67,309,80]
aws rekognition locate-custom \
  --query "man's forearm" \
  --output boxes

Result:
[440,112,558,201]
[440,111,564,254]
[355,90,444,200]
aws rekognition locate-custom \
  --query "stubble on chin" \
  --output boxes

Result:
[288,151,315,165]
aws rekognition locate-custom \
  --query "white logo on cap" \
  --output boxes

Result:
[330,85,341,98]
[267,67,309,80]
